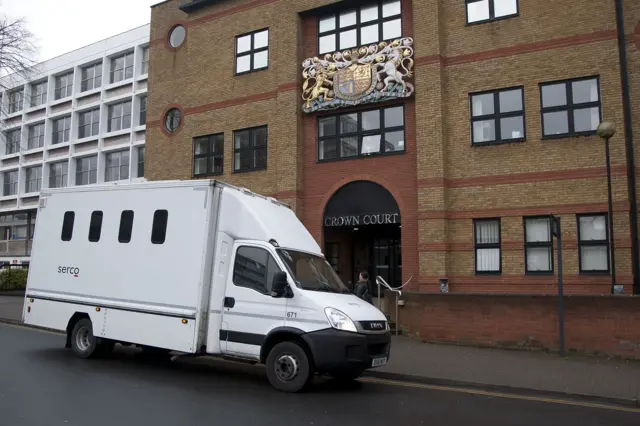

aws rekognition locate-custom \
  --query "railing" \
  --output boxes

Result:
[376,275,413,336]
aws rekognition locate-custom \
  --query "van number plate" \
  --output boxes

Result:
[372,357,387,367]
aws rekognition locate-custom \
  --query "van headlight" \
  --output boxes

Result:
[324,307,357,333]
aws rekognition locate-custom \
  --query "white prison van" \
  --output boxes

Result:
[22,180,391,392]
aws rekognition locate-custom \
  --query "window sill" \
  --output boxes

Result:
[77,87,102,99]
[75,135,100,145]
[471,138,526,147]
[25,104,46,114]
[105,78,134,91]
[474,271,502,275]
[1,153,21,160]
[48,142,71,150]
[541,132,598,140]
[5,111,23,119]
[104,128,131,139]
[50,97,72,107]
[579,270,611,275]
[134,124,146,132]
[0,194,18,201]
[22,191,41,198]
[23,147,45,156]
[194,172,223,179]
[524,271,555,276]
[136,73,148,82]
[466,14,519,26]
[317,150,406,164]
[232,167,267,175]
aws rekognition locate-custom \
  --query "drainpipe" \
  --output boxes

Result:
[614,0,639,295]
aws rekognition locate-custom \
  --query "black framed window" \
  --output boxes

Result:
[318,0,402,55]
[81,62,102,92]
[235,29,269,75]
[76,155,97,186]
[233,126,267,172]
[139,96,147,126]
[194,133,224,177]
[88,211,103,243]
[118,210,134,243]
[49,161,68,188]
[137,146,145,178]
[3,171,18,196]
[105,150,130,182]
[30,81,48,107]
[4,129,21,155]
[25,166,42,193]
[61,211,75,241]
[325,243,339,272]
[540,76,601,138]
[110,52,134,83]
[108,100,132,132]
[78,108,100,139]
[151,210,168,244]
[233,246,281,295]
[318,105,405,161]
[577,214,610,273]
[54,72,73,100]
[141,47,149,75]
[474,219,501,273]
[52,116,71,144]
[466,0,518,24]
[524,216,553,274]
[8,89,23,114]
[28,123,45,149]
[470,87,525,145]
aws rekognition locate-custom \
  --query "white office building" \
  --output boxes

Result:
[0,24,150,265]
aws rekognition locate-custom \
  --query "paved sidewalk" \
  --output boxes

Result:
[1,295,638,404]
[368,335,640,404]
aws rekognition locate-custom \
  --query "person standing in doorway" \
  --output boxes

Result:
[354,271,373,304]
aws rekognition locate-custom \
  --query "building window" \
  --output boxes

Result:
[30,81,47,107]
[474,219,501,273]
[49,161,69,188]
[151,210,168,244]
[118,210,134,243]
[76,155,97,186]
[78,108,100,139]
[139,96,147,126]
[235,29,269,74]
[54,72,73,100]
[470,87,525,145]
[137,146,145,178]
[577,214,610,273]
[25,166,42,193]
[105,150,129,182]
[194,133,224,177]
[540,77,601,138]
[8,89,23,114]
[233,246,280,294]
[141,47,149,74]
[318,105,405,161]
[81,62,102,92]
[168,25,186,49]
[110,52,134,83]
[52,116,71,144]
[164,108,181,133]
[4,129,21,155]
[233,126,267,173]
[3,171,18,196]
[108,100,132,132]
[524,217,553,274]
[318,0,402,55]
[61,211,75,241]
[28,123,45,150]
[466,0,519,24]
[325,243,339,272]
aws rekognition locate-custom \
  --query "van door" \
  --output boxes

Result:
[221,242,287,358]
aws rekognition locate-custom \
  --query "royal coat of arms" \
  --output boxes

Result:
[301,37,415,113]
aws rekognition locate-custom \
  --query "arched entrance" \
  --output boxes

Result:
[322,180,401,293]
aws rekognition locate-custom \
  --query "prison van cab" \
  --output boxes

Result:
[22,180,391,392]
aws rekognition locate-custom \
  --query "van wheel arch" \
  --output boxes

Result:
[65,312,90,348]
[260,327,311,365]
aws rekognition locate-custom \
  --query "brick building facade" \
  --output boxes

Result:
[146,0,640,296]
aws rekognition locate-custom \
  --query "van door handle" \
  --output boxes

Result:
[224,297,235,308]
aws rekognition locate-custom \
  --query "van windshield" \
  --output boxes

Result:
[277,249,350,294]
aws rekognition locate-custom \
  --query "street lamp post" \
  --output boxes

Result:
[596,121,617,294]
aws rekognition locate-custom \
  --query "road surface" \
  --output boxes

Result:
[0,323,637,426]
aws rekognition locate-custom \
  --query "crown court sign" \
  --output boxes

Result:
[323,181,400,228]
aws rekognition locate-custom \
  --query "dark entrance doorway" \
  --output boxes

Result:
[322,181,401,294]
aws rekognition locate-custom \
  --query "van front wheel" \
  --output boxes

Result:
[265,341,312,393]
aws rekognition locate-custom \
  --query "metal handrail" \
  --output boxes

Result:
[376,275,413,336]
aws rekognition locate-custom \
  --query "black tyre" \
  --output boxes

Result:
[330,368,365,382]
[70,318,98,359]
[265,341,313,393]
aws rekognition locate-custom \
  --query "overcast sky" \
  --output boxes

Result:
[2,0,155,62]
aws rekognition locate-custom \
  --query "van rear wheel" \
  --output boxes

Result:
[265,341,312,393]
[70,318,99,359]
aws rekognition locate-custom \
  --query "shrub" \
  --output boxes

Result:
[0,268,28,291]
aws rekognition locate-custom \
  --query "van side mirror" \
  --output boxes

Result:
[271,271,289,298]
